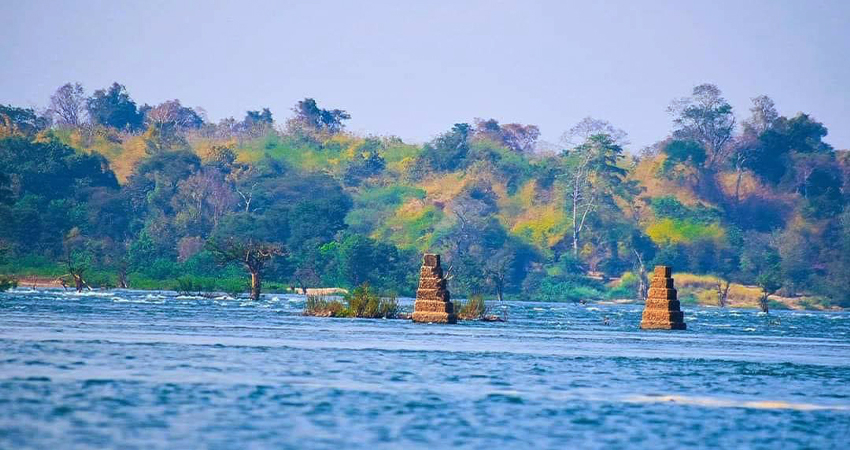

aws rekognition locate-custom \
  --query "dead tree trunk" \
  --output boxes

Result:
[250,270,261,301]
[117,268,128,289]
[759,291,770,313]
[633,249,648,301]
[716,279,731,307]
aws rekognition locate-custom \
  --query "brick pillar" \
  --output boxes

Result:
[640,265,687,330]
[412,253,457,324]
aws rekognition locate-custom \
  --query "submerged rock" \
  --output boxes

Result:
[412,253,457,324]
[640,266,687,330]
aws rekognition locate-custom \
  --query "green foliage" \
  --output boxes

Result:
[289,98,350,135]
[0,104,49,135]
[304,295,346,317]
[456,294,487,320]
[747,113,833,185]
[86,82,144,131]
[417,123,471,173]
[344,284,399,318]
[650,196,721,224]
[0,275,16,292]
[304,284,398,319]
[534,279,605,303]
[320,234,414,294]
[1,83,848,308]
[607,272,639,299]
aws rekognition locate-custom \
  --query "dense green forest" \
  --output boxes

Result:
[1,82,848,308]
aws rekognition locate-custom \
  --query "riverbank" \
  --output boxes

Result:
[6,282,841,313]
[3,271,842,312]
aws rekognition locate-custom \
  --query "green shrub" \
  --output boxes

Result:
[533,279,604,303]
[606,272,639,299]
[304,295,346,317]
[345,283,398,318]
[176,276,210,295]
[0,275,17,292]
[305,283,399,318]
[456,294,487,320]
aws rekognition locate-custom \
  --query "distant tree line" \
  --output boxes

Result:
[0,81,847,309]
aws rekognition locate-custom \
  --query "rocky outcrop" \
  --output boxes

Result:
[412,254,457,324]
[640,266,687,330]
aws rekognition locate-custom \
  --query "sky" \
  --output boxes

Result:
[1,0,849,151]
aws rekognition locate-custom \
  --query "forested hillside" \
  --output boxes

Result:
[1,82,848,308]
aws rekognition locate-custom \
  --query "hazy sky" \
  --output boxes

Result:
[2,0,849,150]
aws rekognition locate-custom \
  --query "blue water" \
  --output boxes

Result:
[0,289,848,449]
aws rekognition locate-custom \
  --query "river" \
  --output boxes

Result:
[1,289,848,449]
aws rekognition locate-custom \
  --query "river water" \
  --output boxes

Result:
[0,289,848,449]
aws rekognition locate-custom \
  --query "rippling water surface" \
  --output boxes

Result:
[1,289,848,449]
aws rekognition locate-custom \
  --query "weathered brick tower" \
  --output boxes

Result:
[412,254,457,324]
[640,265,687,330]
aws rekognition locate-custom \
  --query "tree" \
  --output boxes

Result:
[287,98,349,135]
[473,118,540,153]
[482,247,515,303]
[344,138,386,185]
[60,228,92,292]
[145,100,203,130]
[0,241,15,291]
[746,113,832,186]
[661,139,707,184]
[86,83,144,131]
[563,133,628,257]
[419,123,471,173]
[173,168,238,234]
[320,234,409,291]
[240,108,274,136]
[207,212,284,300]
[49,83,87,127]
[0,105,49,136]
[710,235,742,307]
[741,233,781,313]
[622,194,656,301]
[126,150,201,216]
[668,84,735,172]
[207,236,283,300]
[501,123,541,154]
[561,117,628,147]
[743,95,778,135]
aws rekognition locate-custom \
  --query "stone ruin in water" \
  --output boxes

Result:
[640,265,687,330]
[412,254,457,324]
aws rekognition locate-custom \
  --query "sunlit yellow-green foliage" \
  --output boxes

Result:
[630,153,702,209]
[646,218,725,245]
[236,134,336,171]
[51,127,146,182]
[47,123,721,260]
[511,205,572,250]
[375,201,444,250]
[382,140,421,176]
[48,125,729,276]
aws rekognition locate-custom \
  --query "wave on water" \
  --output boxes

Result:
[624,394,848,411]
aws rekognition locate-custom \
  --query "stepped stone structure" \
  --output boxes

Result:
[640,265,687,330]
[412,254,457,324]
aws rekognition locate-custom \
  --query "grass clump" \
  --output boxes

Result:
[345,284,399,318]
[304,283,399,318]
[304,295,346,317]
[455,294,487,320]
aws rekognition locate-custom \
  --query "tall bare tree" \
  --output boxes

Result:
[563,134,627,257]
[49,83,87,127]
[561,117,628,148]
